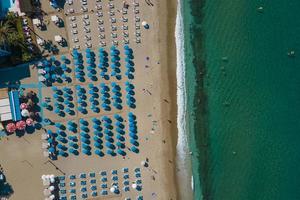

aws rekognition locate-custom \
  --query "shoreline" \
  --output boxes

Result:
[156,0,179,199]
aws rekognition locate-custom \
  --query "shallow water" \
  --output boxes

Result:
[185,0,300,199]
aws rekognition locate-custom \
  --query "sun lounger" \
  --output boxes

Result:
[81,6,88,12]
[71,23,77,28]
[72,29,78,34]
[85,43,92,48]
[122,16,128,22]
[73,37,79,43]
[96,4,102,10]
[70,16,76,21]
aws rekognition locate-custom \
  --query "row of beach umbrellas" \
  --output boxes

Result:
[98,48,110,80]
[128,112,139,153]
[124,45,135,80]
[110,46,122,80]
[125,81,136,109]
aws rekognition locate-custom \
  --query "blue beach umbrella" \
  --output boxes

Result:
[115,121,125,129]
[94,142,103,149]
[114,103,122,110]
[123,45,130,50]
[67,121,76,127]
[105,142,115,150]
[113,91,122,97]
[92,118,100,124]
[116,128,125,135]
[104,135,112,141]
[79,119,88,126]
[80,125,89,132]
[57,136,68,143]
[93,136,103,144]
[85,48,91,53]
[82,143,91,150]
[114,97,122,104]
[128,112,136,118]
[124,49,133,55]
[104,130,113,137]
[106,149,116,156]
[94,131,103,137]
[117,149,126,156]
[93,124,101,130]
[130,139,139,146]
[58,130,67,137]
[81,136,90,143]
[116,141,125,148]
[41,102,48,108]
[129,133,138,140]
[102,117,112,123]
[116,134,125,142]
[114,114,122,121]
[80,132,90,138]
[106,137,114,143]
[61,55,66,60]
[129,127,137,134]
[131,146,139,153]
[92,107,100,113]
[95,149,104,157]
[69,148,79,155]
[48,147,56,153]
[82,149,91,155]
[69,142,79,149]
[57,143,68,151]
[47,137,54,144]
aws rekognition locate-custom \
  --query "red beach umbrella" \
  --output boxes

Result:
[16,120,26,130]
[26,118,34,126]
[6,123,16,133]
[20,103,28,110]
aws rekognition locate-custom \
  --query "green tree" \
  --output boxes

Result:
[0,21,14,46]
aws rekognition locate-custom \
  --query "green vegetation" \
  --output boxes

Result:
[0,12,34,66]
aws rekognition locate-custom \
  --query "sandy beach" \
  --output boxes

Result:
[0,0,179,200]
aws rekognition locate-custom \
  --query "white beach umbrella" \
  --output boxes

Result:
[37,38,45,45]
[110,186,116,193]
[38,69,46,75]
[54,35,62,42]
[38,76,46,82]
[141,21,147,26]
[51,15,59,23]
[41,175,46,180]
[131,183,137,189]
[48,186,55,191]
[49,194,55,200]
[33,18,41,25]
[21,109,29,117]
[141,161,146,167]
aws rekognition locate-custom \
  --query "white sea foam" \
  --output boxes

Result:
[175,0,193,199]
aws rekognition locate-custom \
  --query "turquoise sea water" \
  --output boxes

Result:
[184,0,300,199]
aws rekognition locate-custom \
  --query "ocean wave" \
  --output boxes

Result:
[175,0,193,199]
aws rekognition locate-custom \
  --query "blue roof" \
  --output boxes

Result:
[8,90,21,121]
